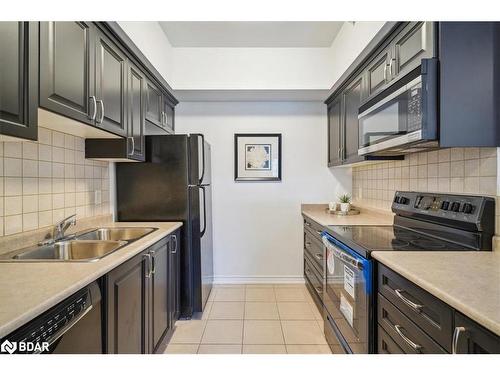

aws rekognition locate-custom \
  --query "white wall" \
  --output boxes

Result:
[176,102,351,282]
[327,21,386,86]
[172,48,333,90]
[117,21,174,84]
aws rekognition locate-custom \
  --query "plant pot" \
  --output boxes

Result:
[340,203,351,213]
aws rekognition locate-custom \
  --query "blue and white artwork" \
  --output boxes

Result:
[245,144,271,170]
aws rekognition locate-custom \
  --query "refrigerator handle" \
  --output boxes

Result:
[191,133,205,184]
[200,185,207,238]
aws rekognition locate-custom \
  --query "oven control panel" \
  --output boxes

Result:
[392,191,495,233]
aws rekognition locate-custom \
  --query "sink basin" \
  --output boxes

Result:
[76,227,156,241]
[12,240,127,261]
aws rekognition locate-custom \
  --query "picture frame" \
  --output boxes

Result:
[234,133,282,182]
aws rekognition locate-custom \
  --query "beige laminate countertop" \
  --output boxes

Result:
[0,221,182,338]
[301,204,394,226]
[372,251,500,336]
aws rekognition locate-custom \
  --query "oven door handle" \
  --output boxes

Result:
[323,237,363,270]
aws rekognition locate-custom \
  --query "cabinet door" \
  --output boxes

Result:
[39,22,96,125]
[0,22,38,140]
[162,96,175,134]
[127,62,145,161]
[95,30,127,136]
[169,231,181,322]
[366,49,390,98]
[454,312,500,354]
[392,22,435,79]
[106,251,149,354]
[342,75,363,164]
[327,97,342,167]
[151,239,170,352]
[145,79,163,128]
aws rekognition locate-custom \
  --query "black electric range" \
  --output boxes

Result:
[321,191,495,354]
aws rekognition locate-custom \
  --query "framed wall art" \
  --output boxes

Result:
[234,133,282,182]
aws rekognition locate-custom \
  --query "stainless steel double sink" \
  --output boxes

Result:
[1,227,157,262]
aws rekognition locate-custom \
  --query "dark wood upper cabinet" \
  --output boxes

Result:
[150,239,170,352]
[162,96,175,134]
[39,22,95,125]
[0,22,38,141]
[106,249,149,354]
[145,79,163,128]
[366,49,390,98]
[95,30,127,137]
[342,76,363,164]
[327,97,342,167]
[127,62,146,161]
[393,22,434,78]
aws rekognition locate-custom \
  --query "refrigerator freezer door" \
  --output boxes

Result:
[188,134,211,185]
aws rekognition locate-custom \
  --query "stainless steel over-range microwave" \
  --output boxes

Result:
[358,58,439,156]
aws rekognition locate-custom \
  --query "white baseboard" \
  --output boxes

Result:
[213,275,305,284]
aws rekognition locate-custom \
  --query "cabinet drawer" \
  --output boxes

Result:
[304,230,324,275]
[378,264,453,351]
[304,257,324,304]
[378,294,446,354]
[377,325,404,354]
[303,217,324,242]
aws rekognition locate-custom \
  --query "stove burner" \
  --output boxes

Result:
[409,239,447,249]
[391,239,410,248]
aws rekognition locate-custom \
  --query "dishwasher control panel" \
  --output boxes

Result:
[1,286,92,354]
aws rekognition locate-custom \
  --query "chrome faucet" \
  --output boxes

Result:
[39,214,77,246]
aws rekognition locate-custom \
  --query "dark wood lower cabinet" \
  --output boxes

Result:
[453,312,500,354]
[105,234,179,354]
[106,249,149,354]
[169,230,181,322]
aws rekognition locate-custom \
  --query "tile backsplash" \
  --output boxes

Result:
[352,147,499,236]
[0,127,111,237]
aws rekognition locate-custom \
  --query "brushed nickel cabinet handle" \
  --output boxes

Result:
[452,327,466,354]
[394,324,421,352]
[314,253,323,261]
[150,250,156,275]
[143,253,152,278]
[89,96,97,121]
[395,289,424,311]
[96,99,104,124]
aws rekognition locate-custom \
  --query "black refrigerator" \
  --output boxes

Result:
[115,134,213,317]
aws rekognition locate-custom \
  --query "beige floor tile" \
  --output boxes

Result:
[214,288,245,301]
[316,319,325,332]
[198,344,242,354]
[275,288,307,302]
[244,302,279,320]
[274,283,306,288]
[243,320,284,344]
[164,344,199,354]
[170,320,207,344]
[245,287,276,302]
[201,301,213,320]
[201,320,243,344]
[214,284,246,288]
[277,302,316,320]
[281,320,327,345]
[308,302,323,320]
[209,302,245,320]
[243,345,287,354]
[245,283,275,288]
[208,289,216,301]
[286,345,332,354]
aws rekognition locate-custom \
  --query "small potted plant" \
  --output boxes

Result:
[338,194,352,213]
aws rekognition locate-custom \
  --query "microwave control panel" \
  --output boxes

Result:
[407,84,422,132]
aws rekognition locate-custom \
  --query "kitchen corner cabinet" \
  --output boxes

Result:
[105,234,179,354]
[0,22,38,141]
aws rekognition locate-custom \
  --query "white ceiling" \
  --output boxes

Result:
[159,21,344,48]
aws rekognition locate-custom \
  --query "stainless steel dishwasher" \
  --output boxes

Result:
[1,281,102,354]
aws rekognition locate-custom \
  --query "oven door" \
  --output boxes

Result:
[358,58,438,156]
[322,233,372,354]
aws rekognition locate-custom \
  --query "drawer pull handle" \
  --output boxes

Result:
[452,327,466,354]
[316,230,322,236]
[315,286,323,293]
[394,324,422,352]
[305,222,311,227]
[395,289,424,311]
[305,242,311,247]
[314,253,323,260]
